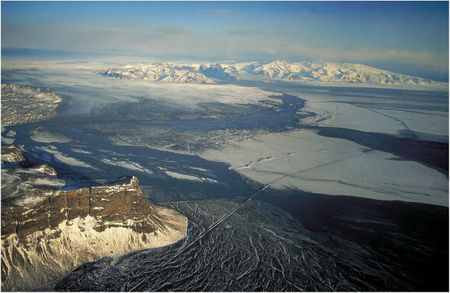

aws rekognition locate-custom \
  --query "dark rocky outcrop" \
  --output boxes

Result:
[1,173,187,291]
[1,177,168,238]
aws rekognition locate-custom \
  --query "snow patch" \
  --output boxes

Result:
[37,146,97,170]
[165,170,218,183]
[71,148,92,154]
[30,128,72,143]
[101,158,153,174]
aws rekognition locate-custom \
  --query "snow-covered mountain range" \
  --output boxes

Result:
[103,63,215,84]
[102,60,444,87]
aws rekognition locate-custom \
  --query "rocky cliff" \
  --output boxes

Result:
[1,174,187,291]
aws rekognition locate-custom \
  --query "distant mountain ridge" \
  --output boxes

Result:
[102,60,445,87]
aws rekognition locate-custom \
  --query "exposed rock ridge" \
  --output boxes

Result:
[1,176,187,291]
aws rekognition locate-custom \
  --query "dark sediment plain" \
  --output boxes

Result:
[53,197,448,291]
[54,200,373,291]
[1,61,449,291]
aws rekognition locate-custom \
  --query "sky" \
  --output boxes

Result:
[1,1,449,81]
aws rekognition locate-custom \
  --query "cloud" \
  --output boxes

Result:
[116,19,149,30]
[294,12,332,19]
[226,29,289,36]
[196,8,238,18]
[209,9,234,16]
[2,20,447,80]
[155,26,191,35]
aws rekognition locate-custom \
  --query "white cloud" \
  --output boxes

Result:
[2,21,447,80]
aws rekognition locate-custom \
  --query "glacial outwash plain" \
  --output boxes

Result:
[1,56,448,291]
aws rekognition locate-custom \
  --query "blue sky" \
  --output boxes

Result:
[2,1,449,80]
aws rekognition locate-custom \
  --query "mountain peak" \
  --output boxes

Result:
[102,60,444,87]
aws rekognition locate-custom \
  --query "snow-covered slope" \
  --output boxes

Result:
[252,60,439,86]
[1,150,188,292]
[103,63,215,84]
[103,61,444,87]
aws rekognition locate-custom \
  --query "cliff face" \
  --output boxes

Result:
[1,176,187,291]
